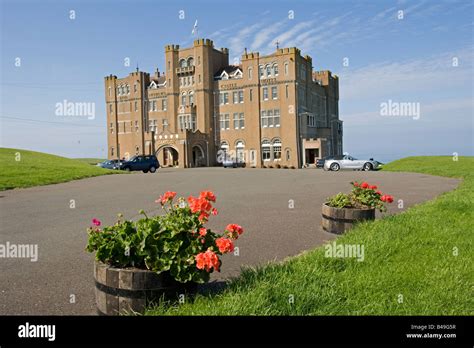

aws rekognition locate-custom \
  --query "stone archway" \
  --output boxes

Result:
[155,145,179,167]
[191,145,205,167]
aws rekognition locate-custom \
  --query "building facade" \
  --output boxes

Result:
[104,38,343,168]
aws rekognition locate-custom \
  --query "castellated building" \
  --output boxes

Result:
[104,38,343,168]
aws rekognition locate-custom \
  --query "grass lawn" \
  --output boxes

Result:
[0,148,122,190]
[146,156,474,315]
[74,158,106,165]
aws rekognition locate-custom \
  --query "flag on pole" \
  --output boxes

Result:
[192,20,198,36]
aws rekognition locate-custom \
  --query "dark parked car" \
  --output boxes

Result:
[97,159,122,169]
[119,155,160,173]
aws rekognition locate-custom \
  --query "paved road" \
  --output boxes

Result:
[0,168,459,314]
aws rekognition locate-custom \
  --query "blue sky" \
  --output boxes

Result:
[1,0,473,161]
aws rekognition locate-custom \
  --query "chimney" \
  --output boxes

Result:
[155,68,160,78]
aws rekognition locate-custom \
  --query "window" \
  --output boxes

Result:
[220,141,229,159]
[135,120,139,132]
[272,86,278,100]
[307,114,316,127]
[273,64,279,76]
[179,78,183,87]
[233,112,245,129]
[219,92,229,105]
[266,65,271,77]
[261,110,267,127]
[261,109,280,128]
[153,100,157,111]
[220,114,230,130]
[238,90,244,103]
[274,109,280,127]
[162,99,167,111]
[181,94,186,106]
[149,119,157,132]
[109,104,113,113]
[250,89,253,101]
[272,139,282,159]
[233,91,238,104]
[286,84,289,99]
[236,140,245,163]
[248,67,253,80]
[187,57,194,66]
[284,62,289,75]
[198,56,201,65]
[168,61,170,71]
[262,140,271,161]
[267,110,274,127]
[199,74,201,83]
[179,59,187,68]
[189,92,194,105]
[286,149,290,161]
[259,65,264,78]
[108,87,111,96]
[263,87,268,100]
[111,147,114,156]
[191,115,196,131]
[110,122,114,134]
[134,101,138,112]
[134,84,137,93]
[192,76,195,85]
[135,146,140,155]
[162,118,168,131]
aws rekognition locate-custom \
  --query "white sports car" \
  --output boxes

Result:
[323,155,382,171]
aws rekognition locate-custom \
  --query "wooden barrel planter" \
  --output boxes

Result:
[321,203,375,234]
[94,261,197,316]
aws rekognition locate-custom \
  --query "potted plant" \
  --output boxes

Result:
[86,190,244,315]
[322,182,394,234]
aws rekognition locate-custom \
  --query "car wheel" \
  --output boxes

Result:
[142,170,148,173]
[330,163,340,171]
[149,166,156,173]
[363,163,372,171]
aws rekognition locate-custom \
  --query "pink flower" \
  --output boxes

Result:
[92,218,101,227]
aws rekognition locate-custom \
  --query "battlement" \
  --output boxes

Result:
[165,44,180,52]
[242,52,260,60]
[275,47,301,56]
[193,38,214,47]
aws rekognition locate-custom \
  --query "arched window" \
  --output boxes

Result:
[248,67,253,80]
[135,146,140,155]
[179,59,187,68]
[220,141,229,161]
[111,147,114,157]
[284,62,289,76]
[272,138,282,160]
[181,93,186,106]
[187,57,194,66]
[189,91,194,105]
[273,64,279,76]
[259,65,264,78]
[235,140,245,163]
[261,140,271,161]
[266,65,271,77]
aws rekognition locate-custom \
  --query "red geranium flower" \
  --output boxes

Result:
[157,191,176,205]
[370,185,377,190]
[361,182,369,189]
[215,237,234,253]
[199,228,207,237]
[195,250,220,272]
[225,224,244,239]
[199,191,216,202]
[92,218,101,227]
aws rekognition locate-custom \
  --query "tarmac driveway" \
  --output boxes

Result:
[0,168,460,314]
